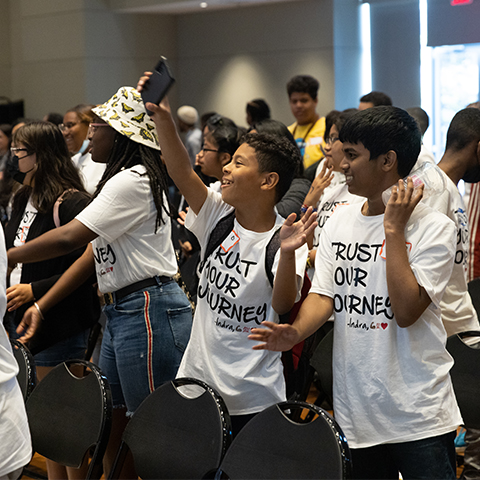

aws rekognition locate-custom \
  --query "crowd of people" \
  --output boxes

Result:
[0,70,479,480]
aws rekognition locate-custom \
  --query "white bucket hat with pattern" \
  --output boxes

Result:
[92,86,160,151]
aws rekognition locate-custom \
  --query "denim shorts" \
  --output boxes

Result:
[33,328,90,367]
[99,279,192,414]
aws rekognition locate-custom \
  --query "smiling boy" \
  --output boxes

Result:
[251,107,462,479]
[138,77,316,435]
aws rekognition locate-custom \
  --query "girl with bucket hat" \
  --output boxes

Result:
[7,87,193,474]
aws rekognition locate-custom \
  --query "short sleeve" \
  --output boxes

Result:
[184,188,233,248]
[407,209,456,308]
[76,168,151,243]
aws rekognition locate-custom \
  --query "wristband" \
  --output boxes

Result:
[34,302,45,321]
[300,204,318,215]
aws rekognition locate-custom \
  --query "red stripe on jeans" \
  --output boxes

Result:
[143,291,154,393]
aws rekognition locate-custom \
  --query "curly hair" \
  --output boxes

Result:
[242,132,300,202]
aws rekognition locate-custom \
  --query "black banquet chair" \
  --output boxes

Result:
[108,377,232,480]
[25,359,112,480]
[214,401,352,479]
[447,330,480,429]
[10,338,36,401]
[446,330,480,478]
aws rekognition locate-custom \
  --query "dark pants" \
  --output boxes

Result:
[351,431,457,480]
[230,413,257,439]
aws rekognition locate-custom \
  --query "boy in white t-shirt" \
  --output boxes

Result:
[139,77,316,436]
[250,106,462,479]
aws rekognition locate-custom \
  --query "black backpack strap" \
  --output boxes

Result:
[198,211,236,274]
[200,213,281,290]
[264,228,281,288]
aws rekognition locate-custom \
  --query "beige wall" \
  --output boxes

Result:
[175,0,336,127]
[0,0,12,98]
[1,0,354,125]
[2,0,177,119]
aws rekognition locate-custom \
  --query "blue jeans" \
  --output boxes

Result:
[7,310,90,367]
[350,431,457,479]
[99,279,192,414]
[33,328,90,367]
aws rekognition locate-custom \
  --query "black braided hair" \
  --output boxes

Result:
[92,131,172,232]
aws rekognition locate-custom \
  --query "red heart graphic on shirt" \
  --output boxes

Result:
[381,323,388,330]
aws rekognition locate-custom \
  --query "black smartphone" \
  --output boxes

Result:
[141,57,175,115]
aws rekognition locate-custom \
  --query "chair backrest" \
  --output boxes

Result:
[446,331,480,429]
[309,328,334,406]
[468,279,480,317]
[216,401,352,479]
[26,359,112,480]
[10,338,36,401]
[109,377,231,480]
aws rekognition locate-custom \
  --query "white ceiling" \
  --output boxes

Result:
[113,0,305,15]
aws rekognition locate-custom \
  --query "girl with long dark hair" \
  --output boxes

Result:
[7,87,193,473]
[4,121,100,479]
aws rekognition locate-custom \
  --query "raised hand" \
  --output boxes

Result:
[177,208,189,226]
[136,71,171,118]
[136,71,153,92]
[384,177,424,235]
[279,207,317,253]
[302,162,334,209]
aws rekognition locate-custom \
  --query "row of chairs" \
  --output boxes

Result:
[13,325,480,480]
[11,339,352,479]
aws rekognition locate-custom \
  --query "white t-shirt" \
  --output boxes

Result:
[71,152,106,195]
[417,144,436,165]
[309,183,364,320]
[208,180,222,193]
[10,198,37,286]
[177,189,307,415]
[311,202,462,448]
[0,229,32,476]
[312,182,365,251]
[76,165,177,293]
[422,170,479,336]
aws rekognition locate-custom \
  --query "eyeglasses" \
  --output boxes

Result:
[87,123,109,137]
[202,147,219,153]
[10,147,32,159]
[326,136,339,145]
[59,122,79,132]
[10,147,29,154]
